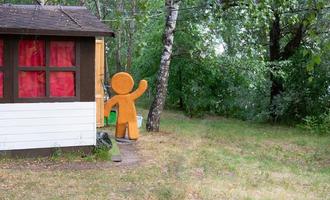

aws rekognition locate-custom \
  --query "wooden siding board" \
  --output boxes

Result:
[0,112,94,120]
[0,102,94,110]
[0,117,94,127]
[0,139,95,151]
[0,102,96,150]
[0,131,94,142]
[95,38,105,127]
[0,124,94,135]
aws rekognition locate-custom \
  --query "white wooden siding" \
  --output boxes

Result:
[0,102,96,150]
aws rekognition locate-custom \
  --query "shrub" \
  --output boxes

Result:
[300,110,330,135]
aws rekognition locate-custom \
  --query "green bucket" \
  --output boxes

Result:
[104,110,117,126]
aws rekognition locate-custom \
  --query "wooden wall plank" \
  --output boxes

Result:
[0,139,95,151]
[95,38,105,127]
[0,124,94,135]
[0,102,96,150]
[0,102,95,110]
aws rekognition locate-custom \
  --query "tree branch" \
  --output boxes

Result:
[93,0,102,19]
[280,23,304,60]
[269,12,281,61]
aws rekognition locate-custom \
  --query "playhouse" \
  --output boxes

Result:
[0,4,114,155]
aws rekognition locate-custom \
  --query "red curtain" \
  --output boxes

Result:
[17,40,76,98]
[0,40,3,67]
[19,40,45,67]
[50,41,75,67]
[19,71,46,98]
[50,72,75,97]
[0,72,3,97]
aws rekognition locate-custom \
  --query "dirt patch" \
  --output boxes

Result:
[115,142,140,166]
[262,140,315,153]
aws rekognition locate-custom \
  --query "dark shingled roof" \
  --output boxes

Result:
[0,4,114,37]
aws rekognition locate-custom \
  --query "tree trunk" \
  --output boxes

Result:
[126,0,136,72]
[178,63,184,109]
[93,0,102,19]
[115,0,124,72]
[36,0,45,5]
[269,12,282,122]
[146,0,180,132]
[79,0,85,6]
[268,12,305,122]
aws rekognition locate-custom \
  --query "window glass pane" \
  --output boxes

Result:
[0,72,3,97]
[0,40,3,67]
[19,40,45,67]
[50,41,75,67]
[19,71,46,98]
[50,72,75,97]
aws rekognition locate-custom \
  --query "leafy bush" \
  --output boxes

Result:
[269,49,330,123]
[300,110,330,135]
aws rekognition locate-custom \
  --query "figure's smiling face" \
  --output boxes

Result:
[111,72,134,95]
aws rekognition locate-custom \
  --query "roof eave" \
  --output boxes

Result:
[0,28,115,37]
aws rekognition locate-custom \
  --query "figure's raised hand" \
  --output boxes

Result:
[131,80,148,100]
[139,80,148,90]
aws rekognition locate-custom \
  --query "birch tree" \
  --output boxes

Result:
[146,0,180,132]
[126,0,136,72]
[115,0,124,72]
[36,0,45,5]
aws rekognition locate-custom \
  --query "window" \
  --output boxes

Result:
[19,40,45,67]
[17,39,78,99]
[0,36,94,103]
[50,72,75,97]
[50,41,75,67]
[49,41,76,97]
[18,40,46,98]
[0,39,4,98]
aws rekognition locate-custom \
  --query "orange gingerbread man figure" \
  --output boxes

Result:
[104,72,148,140]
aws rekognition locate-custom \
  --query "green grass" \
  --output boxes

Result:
[109,138,120,157]
[0,108,329,200]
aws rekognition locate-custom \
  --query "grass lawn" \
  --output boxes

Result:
[0,108,329,200]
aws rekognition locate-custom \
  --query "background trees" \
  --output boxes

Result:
[134,0,330,130]
[4,0,330,132]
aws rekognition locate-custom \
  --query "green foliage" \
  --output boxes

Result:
[51,148,90,161]
[6,0,329,124]
[50,148,63,161]
[173,57,270,120]
[133,0,329,123]
[270,39,330,122]
[300,110,330,135]
[50,147,111,162]
[92,146,111,161]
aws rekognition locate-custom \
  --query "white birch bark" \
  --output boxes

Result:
[115,0,124,72]
[36,0,45,5]
[146,0,180,132]
[126,0,136,72]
